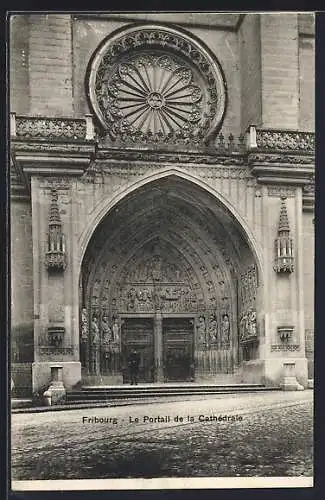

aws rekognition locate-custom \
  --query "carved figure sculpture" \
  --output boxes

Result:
[221,313,230,343]
[90,315,100,374]
[112,318,120,343]
[101,313,112,371]
[128,288,137,309]
[151,254,162,281]
[197,315,206,343]
[248,310,257,336]
[81,308,88,342]
[239,312,248,340]
[240,309,257,341]
[91,316,100,345]
[208,314,218,342]
[101,314,112,345]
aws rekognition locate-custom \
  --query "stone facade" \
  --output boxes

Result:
[10,13,315,395]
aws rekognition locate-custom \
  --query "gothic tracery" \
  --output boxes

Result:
[88,25,227,144]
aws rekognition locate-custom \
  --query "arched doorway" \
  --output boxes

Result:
[79,176,261,384]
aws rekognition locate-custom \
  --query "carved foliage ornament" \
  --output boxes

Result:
[15,116,87,140]
[88,24,226,144]
[255,129,315,153]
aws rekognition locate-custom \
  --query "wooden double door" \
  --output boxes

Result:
[121,317,194,383]
[121,318,154,383]
[163,318,194,382]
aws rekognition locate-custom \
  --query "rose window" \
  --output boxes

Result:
[100,55,205,140]
[88,25,227,144]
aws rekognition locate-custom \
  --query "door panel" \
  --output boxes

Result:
[121,318,154,383]
[163,318,194,382]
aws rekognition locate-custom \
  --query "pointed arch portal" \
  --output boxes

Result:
[80,176,261,384]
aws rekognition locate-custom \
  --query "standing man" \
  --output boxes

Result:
[128,349,140,385]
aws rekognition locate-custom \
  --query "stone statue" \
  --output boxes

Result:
[239,312,248,340]
[101,313,112,371]
[112,318,120,343]
[91,315,100,345]
[81,308,88,342]
[208,314,218,342]
[239,309,256,340]
[137,288,151,302]
[128,288,137,309]
[248,310,257,336]
[153,288,163,310]
[90,315,100,374]
[197,315,206,343]
[101,313,112,346]
[221,313,230,343]
[150,253,162,281]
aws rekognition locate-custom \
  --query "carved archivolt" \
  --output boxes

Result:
[87,24,226,144]
[80,176,263,376]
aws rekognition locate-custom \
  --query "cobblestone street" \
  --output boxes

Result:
[11,390,313,480]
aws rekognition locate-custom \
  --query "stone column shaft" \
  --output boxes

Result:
[154,312,164,382]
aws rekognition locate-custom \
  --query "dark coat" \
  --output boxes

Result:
[128,351,140,372]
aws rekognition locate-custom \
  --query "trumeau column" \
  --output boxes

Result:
[154,312,164,383]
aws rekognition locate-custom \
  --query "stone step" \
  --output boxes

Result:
[11,398,33,409]
[79,382,262,390]
[66,384,276,403]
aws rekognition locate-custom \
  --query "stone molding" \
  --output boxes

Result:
[246,126,315,187]
[248,153,314,186]
[96,148,246,166]
[302,178,315,212]
[36,346,75,359]
[248,153,314,165]
[12,141,95,155]
[39,177,72,190]
[10,114,96,195]
[10,155,30,200]
[270,344,300,352]
[10,115,315,202]
[97,131,246,154]
[267,186,296,198]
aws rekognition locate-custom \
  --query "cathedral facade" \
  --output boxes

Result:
[10,13,315,396]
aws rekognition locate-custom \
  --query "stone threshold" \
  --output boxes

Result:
[11,390,280,414]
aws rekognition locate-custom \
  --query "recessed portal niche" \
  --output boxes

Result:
[80,176,260,383]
